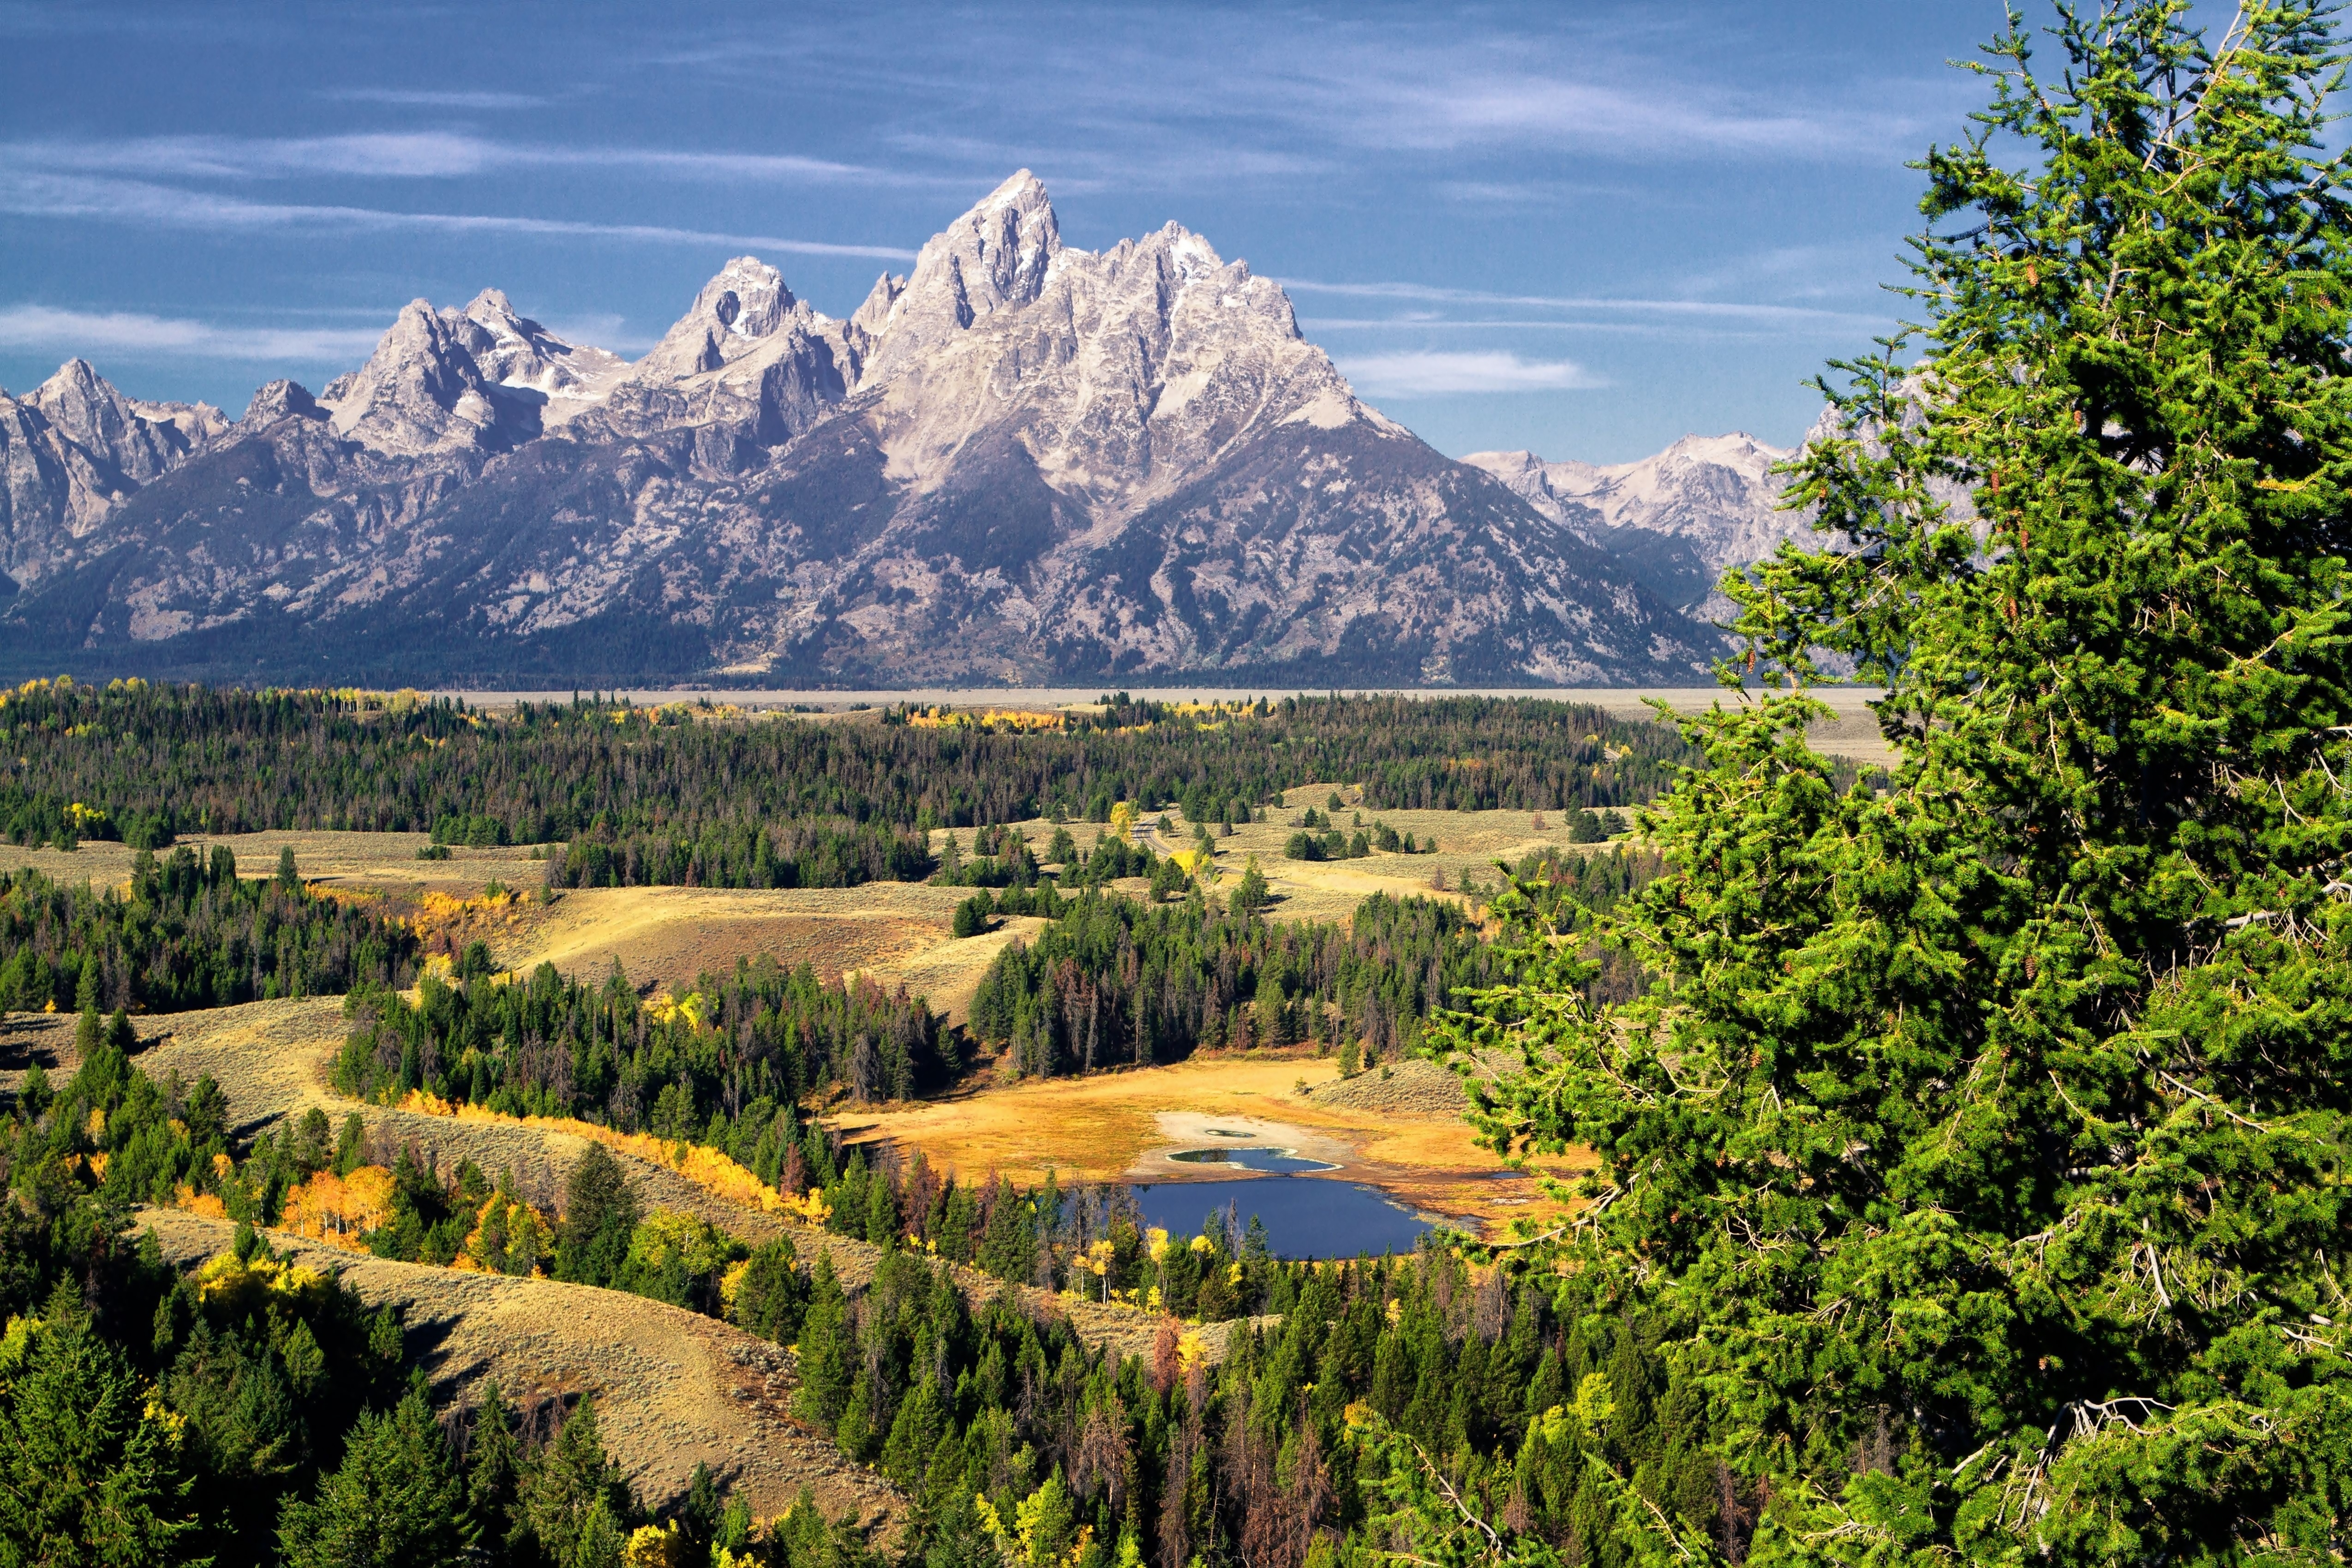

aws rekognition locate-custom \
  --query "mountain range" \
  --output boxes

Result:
[0,172,1813,687]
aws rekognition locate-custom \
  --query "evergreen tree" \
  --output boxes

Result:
[277,1385,468,1568]
[678,1463,721,1561]
[793,1252,855,1429]
[0,1286,201,1568]
[467,1383,525,1564]
[521,1398,631,1568]
[556,1145,640,1289]
[1228,857,1269,916]
[730,1239,810,1345]
[332,1113,366,1177]
[1443,5,2352,1562]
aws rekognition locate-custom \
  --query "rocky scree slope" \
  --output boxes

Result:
[0,173,1743,685]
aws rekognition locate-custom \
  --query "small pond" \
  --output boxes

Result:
[1132,1162,1434,1260]
[1167,1146,1336,1173]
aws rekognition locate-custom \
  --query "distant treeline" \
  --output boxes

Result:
[0,682,1698,868]
[964,847,1670,1077]
[541,819,932,891]
[331,952,950,1125]
[0,845,417,1013]
[969,890,1502,1076]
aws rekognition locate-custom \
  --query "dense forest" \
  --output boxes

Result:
[968,890,1502,1075]
[331,952,950,1123]
[0,681,1695,863]
[0,1009,813,1568]
[0,844,417,1013]
[772,1232,1732,1568]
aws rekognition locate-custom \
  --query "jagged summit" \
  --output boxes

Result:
[632,257,805,382]
[859,168,1064,373]
[238,378,326,427]
[0,171,1794,685]
[32,358,189,483]
[456,289,630,419]
[0,359,227,583]
[315,291,629,455]
[1463,434,1807,612]
[592,255,847,449]
[320,298,516,454]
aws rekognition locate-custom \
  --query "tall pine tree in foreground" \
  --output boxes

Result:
[1430,4,2352,1563]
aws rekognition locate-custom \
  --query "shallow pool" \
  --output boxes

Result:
[1167,1146,1336,1173]
[1131,1175,1433,1259]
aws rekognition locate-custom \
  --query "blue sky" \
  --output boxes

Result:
[0,1,2007,462]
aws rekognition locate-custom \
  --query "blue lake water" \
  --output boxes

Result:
[1131,1174,1433,1259]
[1167,1147,1335,1173]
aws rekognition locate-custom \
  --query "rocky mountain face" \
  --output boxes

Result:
[1461,434,1814,613]
[0,173,1801,686]
[317,288,631,455]
[0,359,225,584]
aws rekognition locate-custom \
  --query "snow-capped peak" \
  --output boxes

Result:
[628,256,812,383]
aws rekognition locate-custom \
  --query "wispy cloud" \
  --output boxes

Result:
[11,131,894,186]
[1335,351,1604,397]
[320,88,554,109]
[0,172,918,259]
[1300,318,1793,345]
[0,304,383,361]
[1323,68,1917,160]
[811,8,1932,183]
[1280,277,1885,330]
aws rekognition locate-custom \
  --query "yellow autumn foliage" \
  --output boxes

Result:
[194,1251,334,1317]
[409,888,525,947]
[623,1522,688,1567]
[277,1165,396,1250]
[719,1258,753,1314]
[907,706,1066,731]
[457,1191,555,1277]
[392,1091,822,1223]
[644,988,707,1029]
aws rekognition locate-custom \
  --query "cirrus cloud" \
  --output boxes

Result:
[0,304,385,362]
[1335,350,1604,397]
[0,170,918,260]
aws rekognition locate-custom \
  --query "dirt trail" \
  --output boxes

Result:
[142,1208,902,1527]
